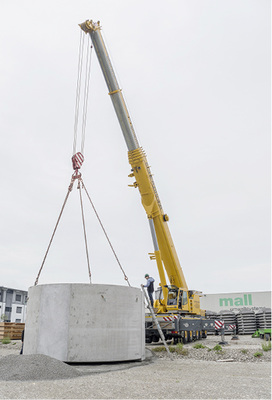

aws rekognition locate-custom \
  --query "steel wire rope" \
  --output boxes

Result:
[73,30,85,156]
[81,38,93,155]
[78,179,92,283]
[81,182,131,286]
[34,177,76,286]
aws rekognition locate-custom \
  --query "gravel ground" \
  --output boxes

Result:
[0,335,270,399]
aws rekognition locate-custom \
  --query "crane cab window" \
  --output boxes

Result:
[178,290,188,308]
[167,287,178,306]
[182,290,188,305]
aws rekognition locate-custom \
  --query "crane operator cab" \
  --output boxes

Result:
[154,285,190,313]
[154,285,204,315]
[166,286,189,312]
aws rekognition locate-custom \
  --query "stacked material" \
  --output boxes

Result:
[236,309,257,335]
[205,311,218,320]
[255,308,271,329]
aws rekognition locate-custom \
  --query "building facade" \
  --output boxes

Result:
[0,286,28,323]
[200,291,271,313]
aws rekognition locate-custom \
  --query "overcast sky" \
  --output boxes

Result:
[0,0,270,295]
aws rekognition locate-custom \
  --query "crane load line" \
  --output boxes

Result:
[81,181,131,287]
[34,173,130,287]
[73,30,93,157]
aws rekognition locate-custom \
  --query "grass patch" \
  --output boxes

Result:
[1,337,11,344]
[193,343,206,349]
[175,342,188,356]
[212,344,223,352]
[241,349,248,354]
[168,346,176,353]
[254,351,263,358]
[152,346,167,352]
[262,341,271,352]
[153,343,188,356]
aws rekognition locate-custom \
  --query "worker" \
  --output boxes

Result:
[143,274,155,307]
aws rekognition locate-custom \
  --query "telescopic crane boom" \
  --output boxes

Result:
[79,20,203,316]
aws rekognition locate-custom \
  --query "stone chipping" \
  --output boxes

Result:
[0,336,270,399]
[0,354,82,381]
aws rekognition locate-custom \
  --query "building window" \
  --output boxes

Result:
[5,306,12,312]
[15,294,22,302]
[15,319,21,323]
[16,307,22,313]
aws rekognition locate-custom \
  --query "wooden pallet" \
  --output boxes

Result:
[0,322,25,340]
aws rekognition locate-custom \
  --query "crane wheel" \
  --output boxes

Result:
[182,331,188,344]
[202,331,207,339]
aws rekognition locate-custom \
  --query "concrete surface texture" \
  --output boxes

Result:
[23,283,145,362]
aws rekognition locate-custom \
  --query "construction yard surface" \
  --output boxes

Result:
[0,335,270,399]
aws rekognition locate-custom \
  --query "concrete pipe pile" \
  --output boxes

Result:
[23,284,145,362]
[205,311,218,320]
[236,309,257,335]
[256,308,271,329]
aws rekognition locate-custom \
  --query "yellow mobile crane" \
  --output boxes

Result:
[79,20,213,343]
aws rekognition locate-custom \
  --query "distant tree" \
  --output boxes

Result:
[0,314,8,322]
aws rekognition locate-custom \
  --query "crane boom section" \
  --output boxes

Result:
[80,20,188,290]
[128,148,188,289]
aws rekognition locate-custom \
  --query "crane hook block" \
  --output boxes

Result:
[72,152,84,170]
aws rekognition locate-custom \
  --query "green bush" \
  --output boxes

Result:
[254,351,263,358]
[193,343,206,349]
[262,341,271,352]
[1,337,11,344]
[213,344,223,352]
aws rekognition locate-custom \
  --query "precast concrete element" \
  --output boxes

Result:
[23,283,145,362]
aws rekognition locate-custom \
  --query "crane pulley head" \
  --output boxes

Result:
[79,20,100,34]
[72,152,84,177]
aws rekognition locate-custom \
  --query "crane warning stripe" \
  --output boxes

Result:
[72,152,84,169]
[215,320,224,329]
[163,316,179,321]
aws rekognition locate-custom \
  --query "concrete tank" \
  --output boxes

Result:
[23,283,145,362]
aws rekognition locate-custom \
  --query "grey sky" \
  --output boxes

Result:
[0,0,270,294]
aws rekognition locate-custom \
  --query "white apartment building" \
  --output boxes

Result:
[0,286,28,323]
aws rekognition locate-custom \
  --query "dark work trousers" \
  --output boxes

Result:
[148,290,154,307]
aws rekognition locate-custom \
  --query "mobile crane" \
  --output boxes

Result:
[79,20,214,343]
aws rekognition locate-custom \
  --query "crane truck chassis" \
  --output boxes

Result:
[145,314,216,344]
[79,20,216,343]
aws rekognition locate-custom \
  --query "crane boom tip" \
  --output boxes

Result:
[79,20,101,33]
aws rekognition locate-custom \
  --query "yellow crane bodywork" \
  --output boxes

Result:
[79,20,204,316]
